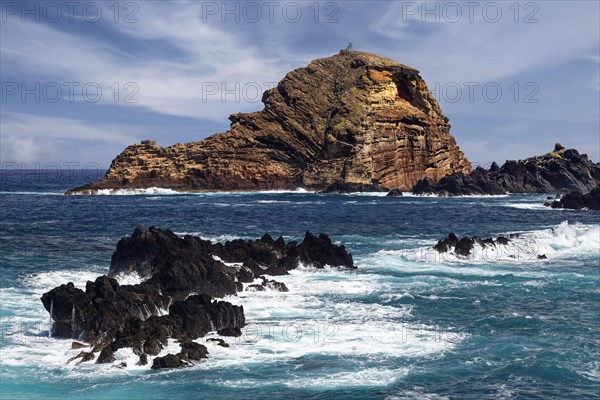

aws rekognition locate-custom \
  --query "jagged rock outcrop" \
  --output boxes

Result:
[110,228,354,284]
[413,144,600,196]
[66,50,470,194]
[434,233,510,257]
[41,228,354,368]
[548,186,600,210]
[432,232,552,260]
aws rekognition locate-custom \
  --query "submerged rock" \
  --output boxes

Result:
[206,338,230,348]
[386,189,404,197]
[245,276,289,292]
[413,146,600,196]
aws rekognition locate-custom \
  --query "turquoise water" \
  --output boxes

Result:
[1,171,599,399]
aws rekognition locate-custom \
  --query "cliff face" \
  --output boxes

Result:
[67,50,470,194]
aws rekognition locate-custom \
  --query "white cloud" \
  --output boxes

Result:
[374,1,600,83]
[0,0,597,166]
[0,111,143,164]
[3,136,39,163]
[0,3,289,121]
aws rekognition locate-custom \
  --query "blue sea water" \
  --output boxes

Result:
[0,170,599,400]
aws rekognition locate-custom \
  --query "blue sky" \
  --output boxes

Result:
[1,0,598,168]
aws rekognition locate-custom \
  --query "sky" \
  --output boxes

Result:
[1,0,599,169]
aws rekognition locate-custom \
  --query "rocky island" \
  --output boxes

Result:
[41,228,354,369]
[66,50,470,194]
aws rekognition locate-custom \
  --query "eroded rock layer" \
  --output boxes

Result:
[67,50,470,194]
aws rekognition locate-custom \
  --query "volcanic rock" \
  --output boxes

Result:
[549,186,600,210]
[386,189,404,197]
[179,340,209,361]
[434,233,511,257]
[413,147,600,196]
[151,354,188,370]
[217,327,242,337]
[206,338,230,348]
[41,227,354,369]
[67,351,95,364]
[66,50,470,195]
[246,276,289,292]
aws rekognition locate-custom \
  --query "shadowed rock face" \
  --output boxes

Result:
[549,186,600,210]
[41,227,354,368]
[66,50,470,194]
[413,145,600,196]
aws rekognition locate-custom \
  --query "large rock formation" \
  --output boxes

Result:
[41,228,354,368]
[66,50,470,194]
[412,144,600,196]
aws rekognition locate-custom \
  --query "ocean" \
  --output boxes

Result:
[0,170,598,399]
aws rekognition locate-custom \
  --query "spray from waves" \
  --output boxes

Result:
[92,188,313,196]
[94,188,181,195]
[173,231,258,242]
[525,221,599,257]
[377,221,599,267]
[0,267,106,374]
[0,262,464,383]
[111,271,145,286]
[403,193,510,198]
[336,192,389,197]
[502,202,551,210]
[216,267,465,362]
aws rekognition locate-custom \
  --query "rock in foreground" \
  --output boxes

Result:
[66,50,470,194]
[41,228,354,368]
[413,144,599,196]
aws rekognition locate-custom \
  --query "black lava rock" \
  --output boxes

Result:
[386,189,404,197]
[41,227,355,369]
[549,186,600,210]
[151,354,188,370]
[413,146,600,196]
[434,233,511,257]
